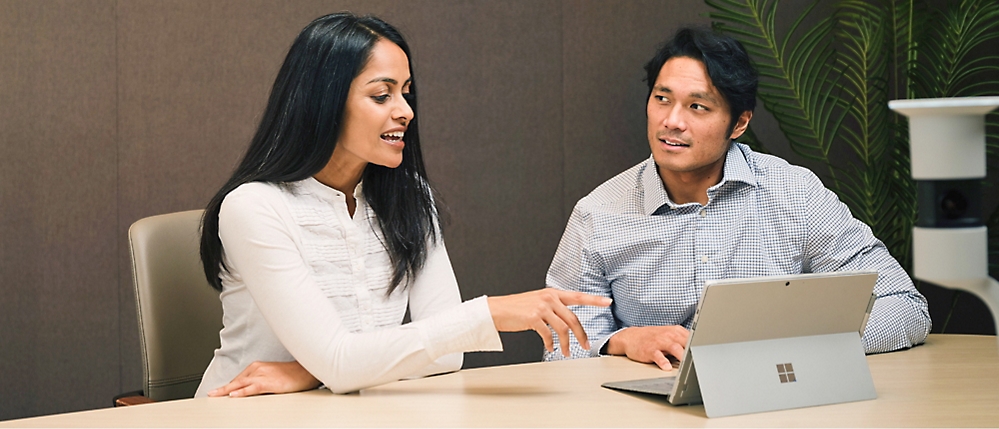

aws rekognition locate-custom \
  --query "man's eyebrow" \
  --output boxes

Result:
[689,91,719,104]
[653,86,720,104]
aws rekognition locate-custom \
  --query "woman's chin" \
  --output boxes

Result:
[372,157,404,169]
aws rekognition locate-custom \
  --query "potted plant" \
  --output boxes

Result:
[705,0,999,331]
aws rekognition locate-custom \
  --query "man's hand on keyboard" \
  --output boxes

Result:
[606,325,690,370]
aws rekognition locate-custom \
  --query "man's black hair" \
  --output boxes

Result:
[644,27,758,132]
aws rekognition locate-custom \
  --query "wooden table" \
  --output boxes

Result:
[4,334,998,427]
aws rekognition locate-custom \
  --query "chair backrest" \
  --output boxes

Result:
[128,209,222,401]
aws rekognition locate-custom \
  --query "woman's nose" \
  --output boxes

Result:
[396,95,414,123]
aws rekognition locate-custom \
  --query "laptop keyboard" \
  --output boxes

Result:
[604,376,677,395]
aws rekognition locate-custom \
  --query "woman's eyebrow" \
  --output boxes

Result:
[365,77,413,85]
[366,77,397,85]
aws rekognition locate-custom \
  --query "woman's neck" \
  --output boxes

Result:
[314,146,366,217]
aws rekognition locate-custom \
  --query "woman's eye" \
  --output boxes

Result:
[372,94,389,103]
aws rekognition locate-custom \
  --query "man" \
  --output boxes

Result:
[544,27,930,369]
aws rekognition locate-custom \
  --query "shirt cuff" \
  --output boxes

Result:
[415,295,503,360]
[592,327,626,357]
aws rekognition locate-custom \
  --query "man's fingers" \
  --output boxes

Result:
[664,327,689,359]
[652,350,672,371]
[670,326,690,345]
[554,290,612,307]
[666,342,685,361]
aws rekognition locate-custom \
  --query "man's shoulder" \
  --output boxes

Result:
[735,143,821,188]
[573,159,649,215]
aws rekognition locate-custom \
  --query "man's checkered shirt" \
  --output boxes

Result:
[544,143,931,361]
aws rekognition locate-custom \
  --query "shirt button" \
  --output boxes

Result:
[699,209,707,217]
[701,255,709,263]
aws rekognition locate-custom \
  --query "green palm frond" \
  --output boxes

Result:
[914,0,999,275]
[704,0,999,278]
[886,0,924,100]
[912,0,999,97]
[881,0,924,268]
[707,0,845,171]
[738,124,769,154]
[831,1,893,228]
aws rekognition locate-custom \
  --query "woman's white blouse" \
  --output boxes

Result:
[195,178,502,397]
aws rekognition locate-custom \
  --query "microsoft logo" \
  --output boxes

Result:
[777,363,796,383]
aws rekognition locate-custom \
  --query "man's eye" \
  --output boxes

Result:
[372,95,389,103]
[656,96,669,102]
[691,103,708,110]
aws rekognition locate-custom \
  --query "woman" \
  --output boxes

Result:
[195,13,608,398]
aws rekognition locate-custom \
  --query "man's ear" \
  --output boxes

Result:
[729,110,753,140]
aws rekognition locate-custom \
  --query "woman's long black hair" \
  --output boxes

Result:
[201,12,438,294]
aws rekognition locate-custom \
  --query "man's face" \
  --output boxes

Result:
[646,56,750,180]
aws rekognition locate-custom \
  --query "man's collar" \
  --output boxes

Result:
[719,142,757,189]
[641,157,670,215]
[641,143,757,216]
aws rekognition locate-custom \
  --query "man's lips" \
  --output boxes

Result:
[659,136,690,147]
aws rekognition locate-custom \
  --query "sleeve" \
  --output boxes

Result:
[219,190,501,393]
[799,170,931,353]
[544,204,617,360]
[403,239,502,378]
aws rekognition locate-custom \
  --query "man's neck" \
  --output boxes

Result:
[658,163,724,206]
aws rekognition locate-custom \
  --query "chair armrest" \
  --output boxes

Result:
[113,390,156,407]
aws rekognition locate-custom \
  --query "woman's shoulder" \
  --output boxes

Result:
[219,181,295,224]
[224,181,285,207]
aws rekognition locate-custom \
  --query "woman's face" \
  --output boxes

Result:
[336,39,414,169]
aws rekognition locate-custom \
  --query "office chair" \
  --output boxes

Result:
[114,209,223,406]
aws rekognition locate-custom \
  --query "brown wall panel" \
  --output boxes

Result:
[114,0,327,395]
[113,0,566,388]
[5,0,993,422]
[561,0,712,215]
[0,0,118,420]
[400,0,564,367]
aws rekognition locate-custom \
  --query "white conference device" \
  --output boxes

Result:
[889,96,999,350]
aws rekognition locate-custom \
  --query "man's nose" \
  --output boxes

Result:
[662,105,684,130]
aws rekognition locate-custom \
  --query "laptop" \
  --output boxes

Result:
[601,271,878,418]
